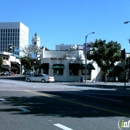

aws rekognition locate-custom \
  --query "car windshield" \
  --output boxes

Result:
[42,74,48,76]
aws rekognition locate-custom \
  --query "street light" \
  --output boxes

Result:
[84,32,95,82]
[123,20,130,88]
[124,21,130,24]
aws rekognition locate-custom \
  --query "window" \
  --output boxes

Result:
[69,63,80,76]
[81,69,91,75]
[69,69,78,76]
[43,69,48,74]
[54,69,63,75]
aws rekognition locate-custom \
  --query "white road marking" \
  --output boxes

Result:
[0,98,6,101]
[0,98,8,102]
[18,107,30,112]
[54,123,73,130]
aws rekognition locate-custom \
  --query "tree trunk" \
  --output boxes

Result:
[105,73,107,83]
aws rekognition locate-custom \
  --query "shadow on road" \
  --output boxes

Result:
[0,89,130,118]
[0,75,25,81]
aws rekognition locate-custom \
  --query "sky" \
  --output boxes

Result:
[0,0,130,52]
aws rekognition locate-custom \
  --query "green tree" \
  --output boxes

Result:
[21,57,32,71]
[87,39,121,82]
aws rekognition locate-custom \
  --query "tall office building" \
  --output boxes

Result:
[0,22,29,56]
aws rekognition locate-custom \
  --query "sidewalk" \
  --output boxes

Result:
[56,81,130,95]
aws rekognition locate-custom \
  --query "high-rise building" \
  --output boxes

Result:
[0,22,29,56]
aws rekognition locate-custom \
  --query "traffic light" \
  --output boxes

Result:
[121,49,125,59]
[34,59,37,64]
[8,44,13,51]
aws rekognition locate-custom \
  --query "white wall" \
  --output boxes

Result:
[40,49,103,82]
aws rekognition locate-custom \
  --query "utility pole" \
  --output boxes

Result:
[121,49,126,89]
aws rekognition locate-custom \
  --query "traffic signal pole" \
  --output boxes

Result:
[124,53,126,89]
[121,49,126,90]
[8,44,22,74]
[121,48,126,90]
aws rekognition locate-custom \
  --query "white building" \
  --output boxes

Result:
[0,22,29,56]
[0,51,21,74]
[39,44,103,82]
[31,33,40,47]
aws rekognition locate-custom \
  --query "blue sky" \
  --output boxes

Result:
[0,0,130,52]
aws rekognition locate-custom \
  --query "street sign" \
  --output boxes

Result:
[30,53,36,59]
[14,48,20,52]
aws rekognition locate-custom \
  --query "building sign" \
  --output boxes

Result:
[65,54,77,59]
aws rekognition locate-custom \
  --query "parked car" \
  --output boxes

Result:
[25,71,36,78]
[0,71,9,76]
[9,72,14,76]
[25,74,55,83]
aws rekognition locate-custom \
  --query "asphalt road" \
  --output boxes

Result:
[0,78,130,130]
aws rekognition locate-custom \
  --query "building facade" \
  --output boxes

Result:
[39,44,103,82]
[0,51,21,74]
[32,33,40,47]
[0,22,29,56]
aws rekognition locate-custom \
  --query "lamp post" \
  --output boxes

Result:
[124,21,130,24]
[124,20,130,86]
[84,32,95,82]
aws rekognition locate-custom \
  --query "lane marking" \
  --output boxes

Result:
[18,107,30,113]
[24,90,130,117]
[54,123,73,130]
[0,98,6,101]
[0,98,8,102]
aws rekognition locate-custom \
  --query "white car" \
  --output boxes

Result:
[25,74,55,83]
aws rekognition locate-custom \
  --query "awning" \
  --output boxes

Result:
[80,64,95,70]
[52,64,64,69]
[11,61,20,67]
[11,67,19,70]
[1,65,10,69]
[69,63,80,69]
[39,63,49,69]
[10,54,21,59]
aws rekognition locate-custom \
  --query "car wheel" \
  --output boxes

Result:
[27,78,31,82]
[41,79,45,83]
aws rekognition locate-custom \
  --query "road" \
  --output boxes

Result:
[0,77,130,130]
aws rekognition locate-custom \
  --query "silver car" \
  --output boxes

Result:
[25,74,55,83]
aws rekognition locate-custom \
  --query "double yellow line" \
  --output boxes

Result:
[25,90,130,117]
